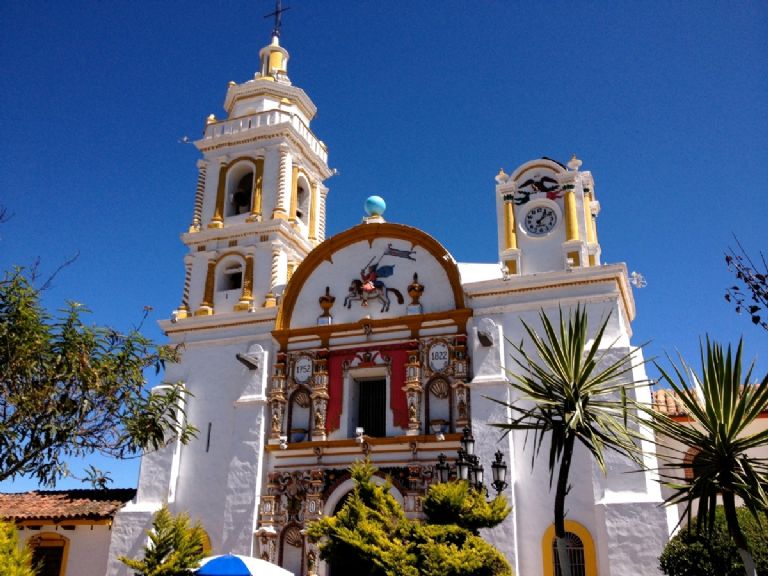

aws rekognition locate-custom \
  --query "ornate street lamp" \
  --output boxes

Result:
[460,426,475,456]
[434,427,508,497]
[456,448,470,482]
[471,455,484,489]
[436,453,451,483]
[491,450,508,495]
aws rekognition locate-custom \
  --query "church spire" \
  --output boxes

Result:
[258,1,292,84]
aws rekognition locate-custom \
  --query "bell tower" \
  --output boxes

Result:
[495,155,601,276]
[174,31,332,319]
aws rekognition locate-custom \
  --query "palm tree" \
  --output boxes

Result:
[494,306,646,576]
[649,338,768,576]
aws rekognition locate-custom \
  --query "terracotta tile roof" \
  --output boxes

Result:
[0,488,136,522]
[652,389,689,417]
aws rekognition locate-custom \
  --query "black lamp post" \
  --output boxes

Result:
[436,452,450,483]
[456,448,470,482]
[460,426,475,456]
[491,450,508,494]
[435,427,508,497]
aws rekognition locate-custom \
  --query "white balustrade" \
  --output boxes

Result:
[203,110,327,162]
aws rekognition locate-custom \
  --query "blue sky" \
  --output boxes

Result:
[2,1,766,491]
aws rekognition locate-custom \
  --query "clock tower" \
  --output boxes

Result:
[495,156,601,276]
[173,33,332,320]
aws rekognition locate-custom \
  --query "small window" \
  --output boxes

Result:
[220,263,243,291]
[552,532,586,576]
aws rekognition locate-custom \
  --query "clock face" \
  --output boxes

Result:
[524,205,557,236]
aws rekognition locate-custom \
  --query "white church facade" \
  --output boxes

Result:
[106,31,674,576]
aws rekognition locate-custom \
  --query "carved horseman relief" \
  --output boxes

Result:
[343,244,415,312]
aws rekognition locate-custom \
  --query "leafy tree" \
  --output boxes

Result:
[0,268,196,487]
[307,460,512,576]
[0,520,36,576]
[659,506,768,576]
[119,506,206,576]
[493,306,646,576]
[725,240,768,331]
[647,338,768,576]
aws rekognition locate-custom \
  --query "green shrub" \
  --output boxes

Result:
[0,520,36,576]
[659,507,768,576]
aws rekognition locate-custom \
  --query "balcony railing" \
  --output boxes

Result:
[202,109,327,162]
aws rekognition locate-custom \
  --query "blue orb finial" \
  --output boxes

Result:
[364,195,386,217]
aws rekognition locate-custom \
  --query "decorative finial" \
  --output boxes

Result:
[364,196,386,218]
[567,154,582,172]
[264,0,291,38]
[495,168,508,184]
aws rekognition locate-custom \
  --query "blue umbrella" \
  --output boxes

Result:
[195,554,294,576]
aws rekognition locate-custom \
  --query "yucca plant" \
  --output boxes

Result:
[648,338,768,576]
[493,306,647,576]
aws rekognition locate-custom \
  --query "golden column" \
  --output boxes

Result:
[209,162,227,229]
[194,258,216,316]
[288,166,299,222]
[234,254,254,312]
[564,184,579,242]
[246,158,264,222]
[502,192,518,275]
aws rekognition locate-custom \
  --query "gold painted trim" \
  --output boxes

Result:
[18,519,112,526]
[197,130,329,178]
[275,222,466,331]
[584,191,596,245]
[541,520,598,576]
[252,157,264,218]
[201,260,216,308]
[210,166,227,228]
[163,315,276,335]
[273,309,472,349]
[564,189,579,242]
[567,250,581,267]
[504,200,517,250]
[266,433,462,452]
[28,532,70,576]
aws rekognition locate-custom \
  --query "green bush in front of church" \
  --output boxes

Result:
[119,506,206,576]
[307,460,512,576]
[659,506,768,576]
[0,520,36,576]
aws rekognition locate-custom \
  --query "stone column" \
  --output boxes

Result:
[272,144,290,220]
[189,160,207,232]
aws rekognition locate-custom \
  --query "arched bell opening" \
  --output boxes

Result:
[226,163,255,217]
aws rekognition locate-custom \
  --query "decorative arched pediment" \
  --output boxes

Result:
[276,223,465,331]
